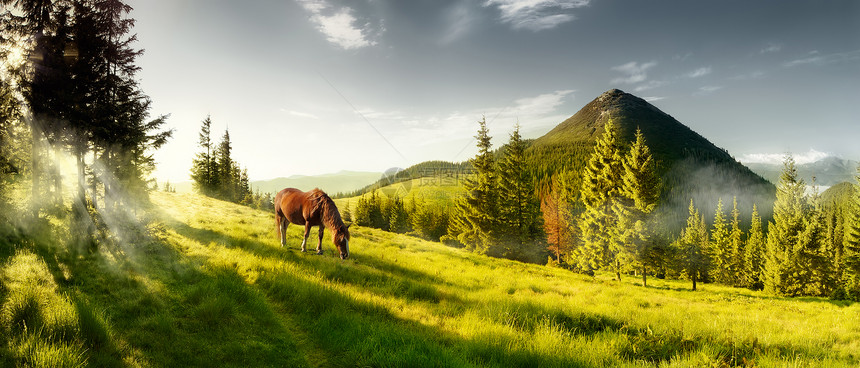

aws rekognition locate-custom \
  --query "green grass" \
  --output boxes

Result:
[1,191,857,367]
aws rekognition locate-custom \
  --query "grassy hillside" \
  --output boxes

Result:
[1,192,857,367]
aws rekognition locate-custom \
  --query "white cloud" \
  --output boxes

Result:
[296,0,380,50]
[282,109,320,120]
[643,96,665,102]
[512,89,574,115]
[686,67,711,78]
[693,85,722,96]
[783,49,860,67]
[739,149,832,165]
[610,61,657,85]
[484,0,590,31]
[760,43,782,54]
[634,80,668,92]
[440,2,475,44]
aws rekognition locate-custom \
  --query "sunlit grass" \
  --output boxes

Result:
[1,190,857,366]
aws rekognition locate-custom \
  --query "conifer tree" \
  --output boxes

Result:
[451,117,500,253]
[709,198,734,284]
[497,124,544,262]
[764,155,810,296]
[678,199,708,291]
[845,163,860,297]
[743,204,765,290]
[543,170,576,267]
[728,197,744,286]
[615,128,660,285]
[190,116,218,195]
[578,119,624,275]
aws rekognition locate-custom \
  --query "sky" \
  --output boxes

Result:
[123,0,860,183]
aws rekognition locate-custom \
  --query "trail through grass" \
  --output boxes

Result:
[1,191,857,367]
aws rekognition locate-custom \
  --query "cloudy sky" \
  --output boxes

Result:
[124,0,860,182]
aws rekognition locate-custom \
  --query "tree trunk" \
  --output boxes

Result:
[692,273,697,291]
[29,120,40,217]
[642,265,647,287]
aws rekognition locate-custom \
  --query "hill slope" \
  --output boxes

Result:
[529,89,776,227]
[1,192,857,366]
[251,170,382,195]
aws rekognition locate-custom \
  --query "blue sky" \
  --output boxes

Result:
[125,0,860,182]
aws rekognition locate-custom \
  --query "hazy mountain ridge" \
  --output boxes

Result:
[746,156,858,188]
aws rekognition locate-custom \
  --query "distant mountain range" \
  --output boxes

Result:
[745,156,858,188]
[170,170,382,196]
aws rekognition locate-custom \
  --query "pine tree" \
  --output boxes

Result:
[728,197,744,286]
[845,163,860,298]
[497,124,544,262]
[678,199,708,291]
[578,119,624,275]
[190,116,218,195]
[451,117,500,254]
[615,128,660,285]
[542,171,576,267]
[388,196,410,234]
[764,155,811,296]
[215,129,234,199]
[709,198,734,284]
[743,204,765,290]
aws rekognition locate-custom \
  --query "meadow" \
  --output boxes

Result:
[1,191,857,367]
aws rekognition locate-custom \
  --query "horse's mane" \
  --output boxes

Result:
[307,188,347,234]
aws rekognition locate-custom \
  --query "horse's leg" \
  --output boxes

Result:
[275,214,286,246]
[301,223,310,252]
[316,226,324,255]
[280,219,289,247]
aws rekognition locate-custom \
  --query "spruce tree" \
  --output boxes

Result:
[728,197,744,286]
[578,119,624,275]
[497,124,544,262]
[451,117,500,254]
[744,204,765,290]
[542,171,576,267]
[190,116,217,195]
[845,163,860,297]
[678,199,708,291]
[616,128,660,285]
[764,155,809,296]
[710,198,734,284]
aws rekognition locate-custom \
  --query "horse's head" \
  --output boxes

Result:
[334,224,351,259]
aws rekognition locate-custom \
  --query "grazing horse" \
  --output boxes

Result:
[274,188,350,259]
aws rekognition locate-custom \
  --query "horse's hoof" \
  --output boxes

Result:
[301,249,307,253]
[316,250,323,255]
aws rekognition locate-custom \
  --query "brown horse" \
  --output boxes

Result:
[274,188,350,259]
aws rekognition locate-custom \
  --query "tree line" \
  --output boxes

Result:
[1,0,171,249]
[346,191,450,242]
[188,116,272,210]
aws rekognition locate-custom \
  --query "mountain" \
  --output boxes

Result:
[250,170,382,196]
[528,89,776,228]
[746,156,858,188]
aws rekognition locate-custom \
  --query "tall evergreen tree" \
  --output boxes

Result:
[451,117,500,253]
[615,128,660,285]
[497,124,544,262]
[845,163,860,297]
[743,204,765,290]
[764,155,812,296]
[578,119,624,275]
[190,115,217,195]
[709,198,734,284]
[678,199,708,291]
[728,197,744,286]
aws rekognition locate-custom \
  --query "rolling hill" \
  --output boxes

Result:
[1,191,856,366]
